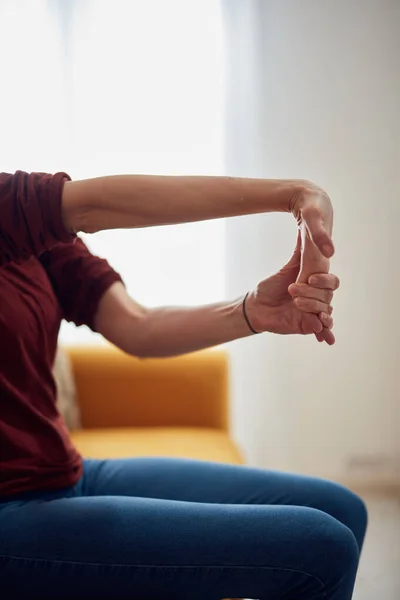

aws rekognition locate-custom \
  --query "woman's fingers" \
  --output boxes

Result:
[320,312,334,329]
[315,325,335,345]
[294,297,333,315]
[300,201,334,258]
[290,271,337,346]
[290,273,337,344]
[308,273,340,290]
[289,274,339,305]
[320,327,336,345]
[288,282,333,304]
[302,313,323,334]
[302,311,335,344]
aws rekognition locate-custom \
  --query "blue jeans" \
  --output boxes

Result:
[0,458,367,599]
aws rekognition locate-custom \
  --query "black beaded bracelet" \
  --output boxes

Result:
[242,292,260,334]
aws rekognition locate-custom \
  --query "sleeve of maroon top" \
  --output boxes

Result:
[0,170,75,267]
[39,237,123,331]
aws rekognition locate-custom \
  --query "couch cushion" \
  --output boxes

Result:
[71,427,245,465]
[66,347,229,430]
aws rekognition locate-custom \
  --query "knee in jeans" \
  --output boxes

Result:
[310,509,360,574]
[348,489,368,530]
[326,484,368,547]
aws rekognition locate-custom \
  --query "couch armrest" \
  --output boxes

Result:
[65,345,229,431]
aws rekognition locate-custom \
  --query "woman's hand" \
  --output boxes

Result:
[288,181,335,343]
[244,232,340,344]
[294,222,334,343]
[289,180,334,259]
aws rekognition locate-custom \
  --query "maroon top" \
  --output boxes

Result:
[0,170,122,496]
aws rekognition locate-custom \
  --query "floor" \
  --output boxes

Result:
[353,494,400,599]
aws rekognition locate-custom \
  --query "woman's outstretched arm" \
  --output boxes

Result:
[62,174,334,259]
[0,171,334,266]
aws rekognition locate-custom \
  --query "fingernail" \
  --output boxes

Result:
[309,277,318,285]
[323,244,333,257]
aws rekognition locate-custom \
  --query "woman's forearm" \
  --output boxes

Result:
[101,297,254,359]
[62,175,301,233]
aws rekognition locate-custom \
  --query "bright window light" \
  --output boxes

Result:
[0,0,226,345]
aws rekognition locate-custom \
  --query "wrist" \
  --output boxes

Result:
[242,292,264,334]
[269,179,306,214]
[242,293,261,334]
[227,178,302,216]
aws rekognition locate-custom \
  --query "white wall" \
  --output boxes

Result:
[224,0,400,484]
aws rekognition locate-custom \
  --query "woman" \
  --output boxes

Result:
[0,170,366,599]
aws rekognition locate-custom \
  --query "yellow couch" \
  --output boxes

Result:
[67,345,245,466]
